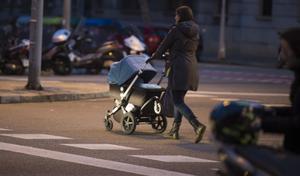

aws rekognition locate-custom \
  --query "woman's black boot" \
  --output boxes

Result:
[189,119,206,143]
[167,122,181,139]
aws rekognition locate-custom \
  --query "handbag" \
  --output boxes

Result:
[162,87,174,118]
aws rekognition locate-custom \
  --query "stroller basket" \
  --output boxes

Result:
[109,83,165,107]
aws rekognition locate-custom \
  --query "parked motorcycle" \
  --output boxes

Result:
[110,25,148,56]
[123,35,147,55]
[42,28,125,75]
[210,100,300,176]
[0,39,30,75]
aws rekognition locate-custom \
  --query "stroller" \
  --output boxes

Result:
[104,55,168,135]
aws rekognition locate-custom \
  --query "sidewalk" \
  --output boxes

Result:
[0,80,110,104]
[0,57,278,104]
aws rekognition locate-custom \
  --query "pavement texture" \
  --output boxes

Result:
[0,80,109,104]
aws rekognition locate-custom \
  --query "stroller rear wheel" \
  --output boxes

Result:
[121,112,136,135]
[151,115,167,133]
[104,116,113,131]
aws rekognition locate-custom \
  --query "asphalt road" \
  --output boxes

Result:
[0,62,292,176]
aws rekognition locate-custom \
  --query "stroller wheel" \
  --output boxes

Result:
[151,115,167,133]
[121,112,136,135]
[104,118,113,131]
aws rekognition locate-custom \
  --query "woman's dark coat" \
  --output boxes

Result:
[151,21,199,91]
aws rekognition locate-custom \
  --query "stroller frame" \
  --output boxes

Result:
[104,65,168,135]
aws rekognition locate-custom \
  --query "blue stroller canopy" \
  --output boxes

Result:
[108,55,157,86]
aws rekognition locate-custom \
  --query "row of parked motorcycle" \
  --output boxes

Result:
[0,25,148,75]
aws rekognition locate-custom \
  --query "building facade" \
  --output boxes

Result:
[86,0,300,62]
[0,0,299,63]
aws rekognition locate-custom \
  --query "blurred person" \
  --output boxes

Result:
[147,6,206,143]
[260,27,300,154]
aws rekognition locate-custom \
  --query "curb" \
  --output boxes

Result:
[0,92,110,104]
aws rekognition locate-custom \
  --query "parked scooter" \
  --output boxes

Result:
[0,39,30,75]
[42,28,125,75]
[210,101,300,176]
[110,25,148,56]
[123,35,147,55]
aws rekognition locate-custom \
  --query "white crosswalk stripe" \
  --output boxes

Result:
[211,98,261,102]
[263,104,290,107]
[0,128,12,131]
[0,142,194,176]
[130,155,218,163]
[0,134,72,140]
[200,69,293,84]
[185,94,215,98]
[61,144,140,150]
[189,91,288,97]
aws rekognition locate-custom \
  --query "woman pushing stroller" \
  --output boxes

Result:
[147,6,206,143]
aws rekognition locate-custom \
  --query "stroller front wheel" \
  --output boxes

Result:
[121,112,136,135]
[151,115,167,133]
[104,118,113,131]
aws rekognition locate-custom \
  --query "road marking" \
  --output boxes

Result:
[130,155,218,163]
[211,168,221,172]
[186,94,215,98]
[0,142,194,176]
[263,104,290,107]
[0,134,72,140]
[210,98,239,102]
[189,91,288,97]
[84,98,113,102]
[210,99,289,107]
[211,98,261,102]
[0,128,12,131]
[62,144,140,150]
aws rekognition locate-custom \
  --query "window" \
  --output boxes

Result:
[0,0,30,15]
[259,0,272,18]
[120,0,140,15]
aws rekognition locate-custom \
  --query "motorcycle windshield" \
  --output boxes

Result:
[124,35,146,52]
[107,55,157,86]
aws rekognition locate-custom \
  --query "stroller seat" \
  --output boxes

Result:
[136,83,164,92]
[128,83,164,107]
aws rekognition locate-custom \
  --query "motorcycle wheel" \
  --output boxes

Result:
[52,56,72,75]
[104,117,113,131]
[3,59,24,75]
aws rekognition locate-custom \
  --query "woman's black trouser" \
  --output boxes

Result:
[172,90,197,123]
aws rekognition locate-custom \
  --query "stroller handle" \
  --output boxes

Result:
[138,62,150,74]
